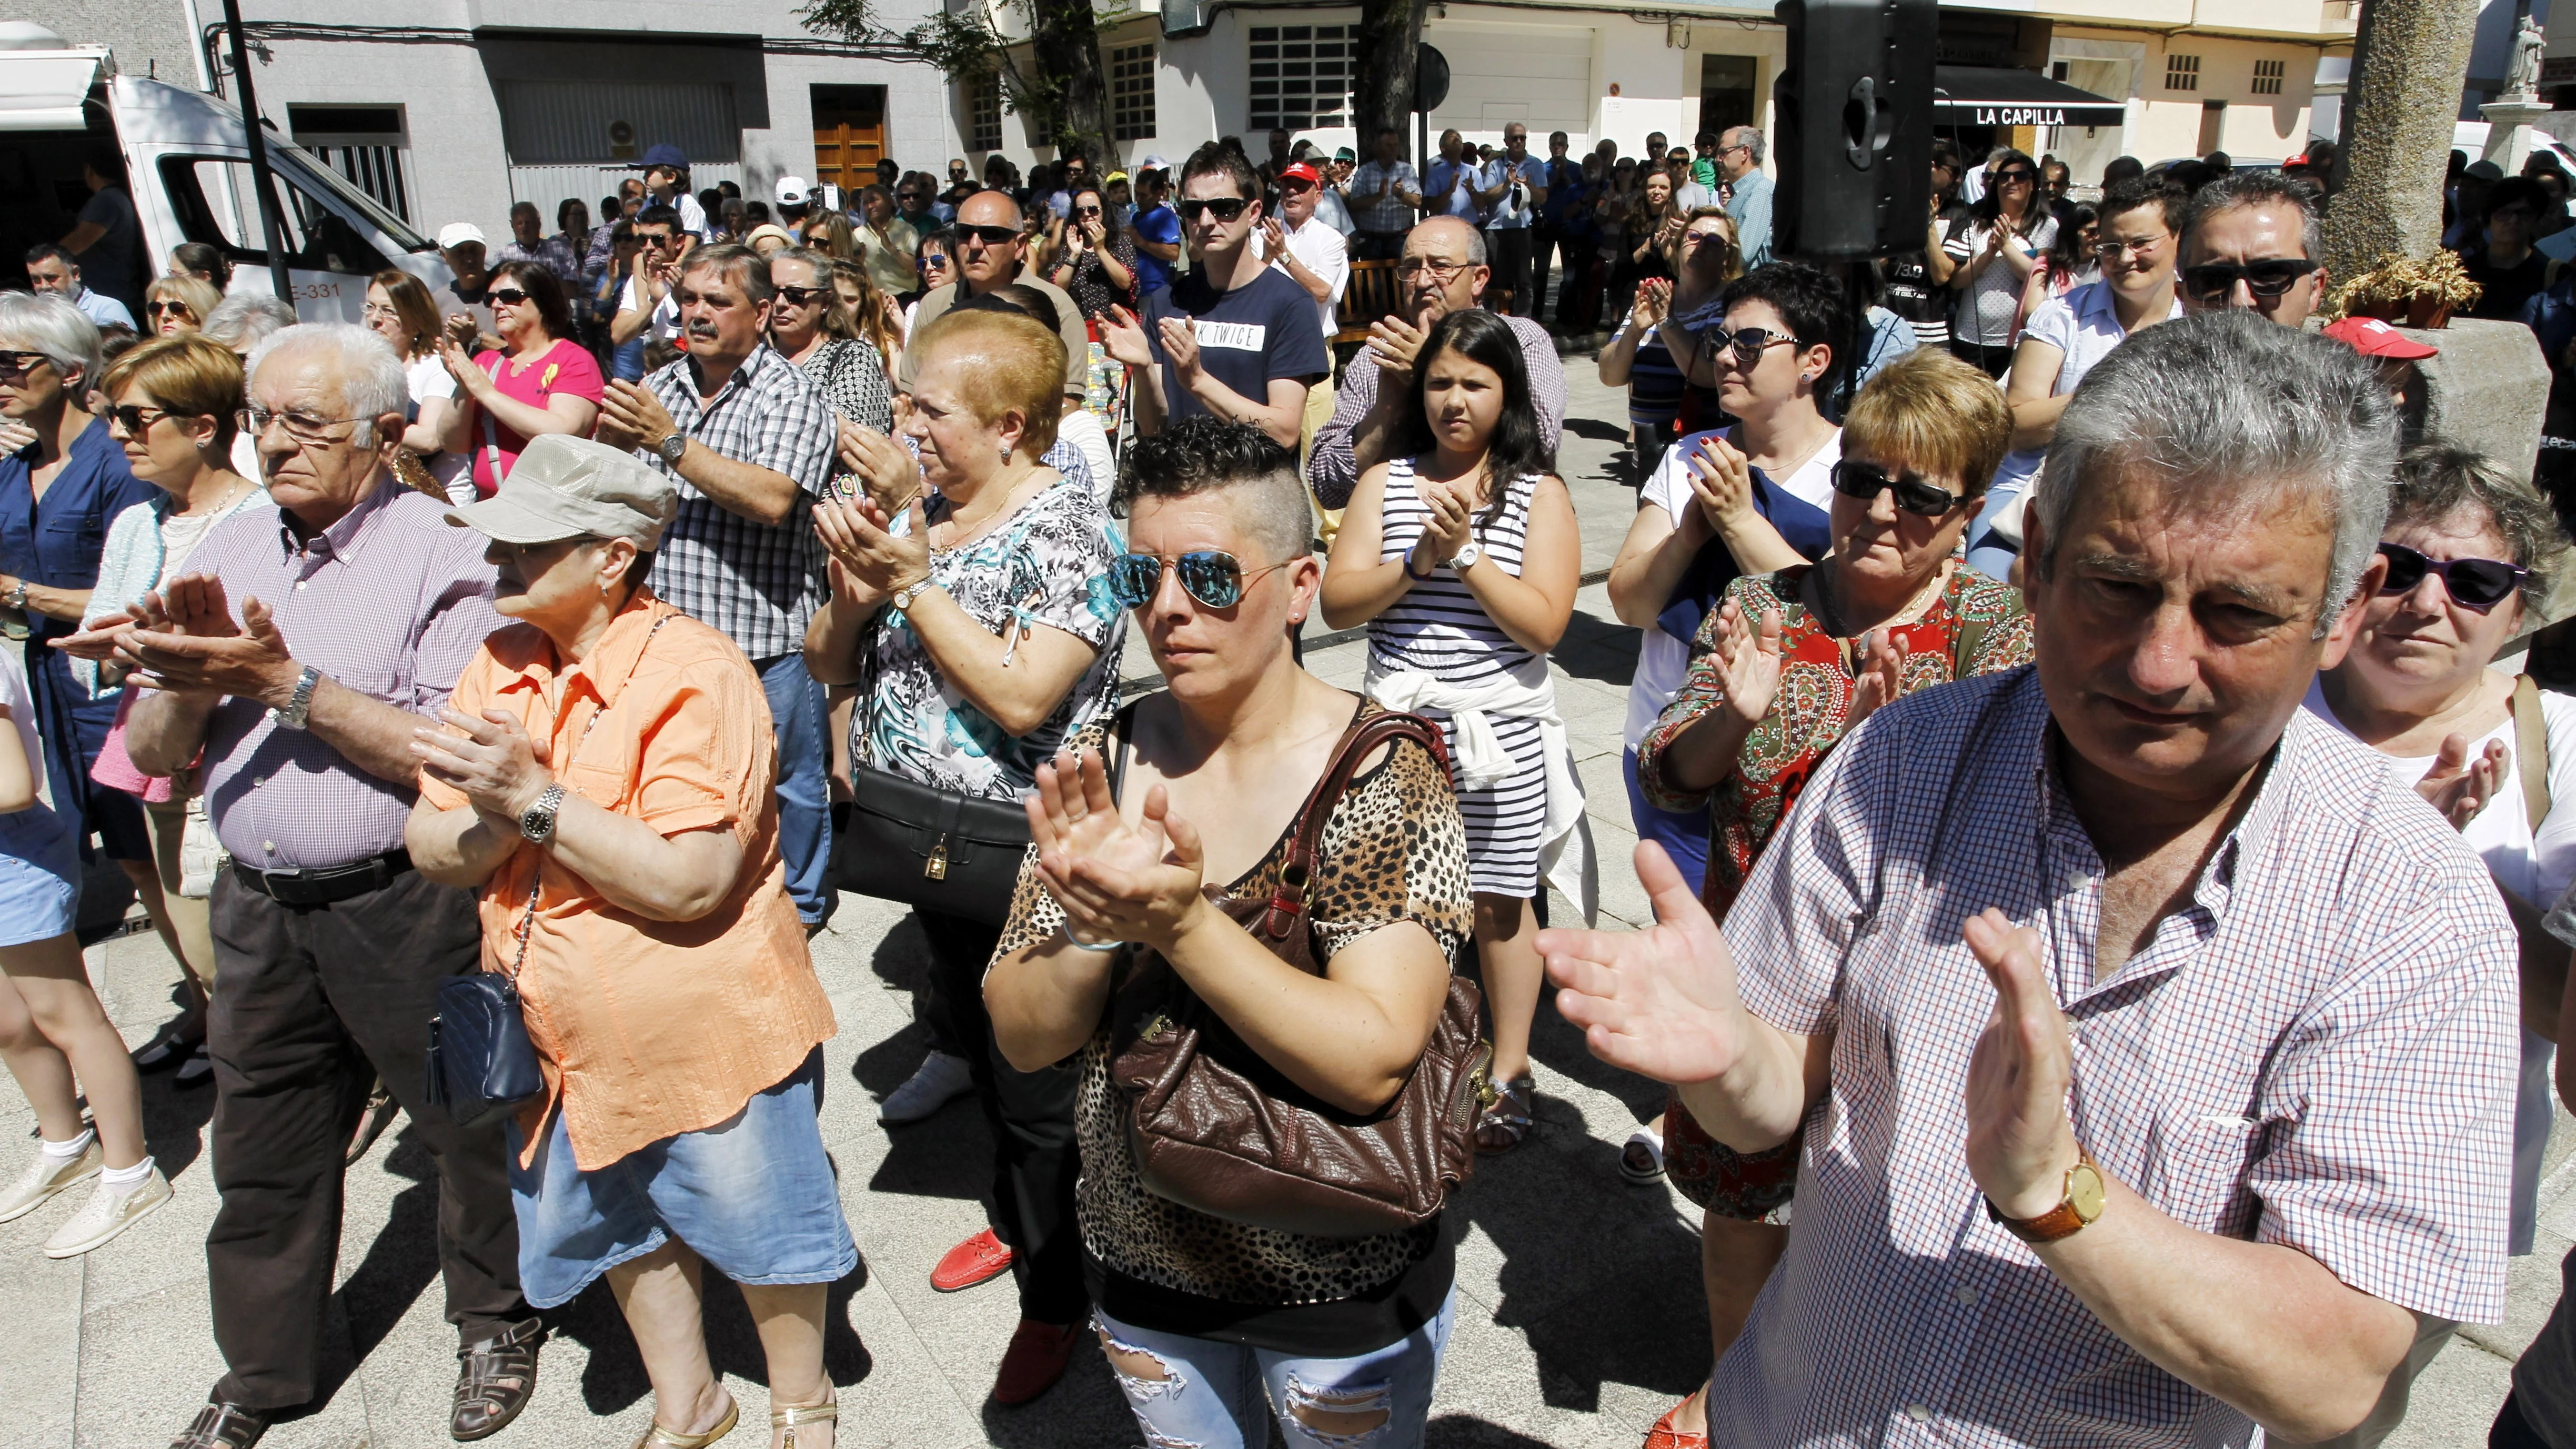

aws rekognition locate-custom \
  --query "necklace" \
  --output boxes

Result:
[182,475,253,520]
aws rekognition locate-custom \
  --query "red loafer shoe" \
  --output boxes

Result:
[1643,1394,1708,1449]
[992,1318,1079,1406]
[930,1227,1014,1293]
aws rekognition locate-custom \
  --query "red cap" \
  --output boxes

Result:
[1280,162,1322,187]
[2322,316,2439,360]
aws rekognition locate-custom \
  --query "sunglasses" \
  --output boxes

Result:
[108,403,194,436]
[146,300,196,318]
[957,224,1021,246]
[1107,550,1289,610]
[1994,169,2037,185]
[2181,258,2319,301]
[0,349,54,380]
[1177,198,1252,223]
[1706,326,1804,368]
[639,233,678,249]
[775,284,830,307]
[2376,540,2530,612]
[488,288,532,308]
[1831,460,1966,517]
[1073,205,1104,217]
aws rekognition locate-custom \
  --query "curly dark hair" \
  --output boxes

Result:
[1112,416,1309,565]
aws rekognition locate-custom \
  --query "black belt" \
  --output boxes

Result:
[230,848,415,908]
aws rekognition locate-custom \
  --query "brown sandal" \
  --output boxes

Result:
[451,1317,544,1441]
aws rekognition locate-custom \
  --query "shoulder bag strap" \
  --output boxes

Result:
[479,354,509,484]
[1256,710,1449,943]
[2515,672,2552,832]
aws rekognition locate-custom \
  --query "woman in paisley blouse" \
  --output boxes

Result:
[985,418,1474,1449]
[1626,347,2034,1449]
[802,306,1126,1403]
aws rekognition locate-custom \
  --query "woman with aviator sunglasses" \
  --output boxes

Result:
[1941,147,2056,378]
[1628,349,2031,1449]
[142,276,220,339]
[2306,445,2576,1287]
[440,260,602,503]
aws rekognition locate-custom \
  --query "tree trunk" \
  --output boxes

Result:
[2325,0,2481,280]
[1353,0,1428,147]
[1029,0,1112,165]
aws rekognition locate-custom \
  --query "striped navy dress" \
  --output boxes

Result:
[1372,457,1547,898]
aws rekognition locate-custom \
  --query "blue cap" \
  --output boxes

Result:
[640,143,689,170]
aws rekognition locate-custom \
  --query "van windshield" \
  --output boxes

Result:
[266,138,435,253]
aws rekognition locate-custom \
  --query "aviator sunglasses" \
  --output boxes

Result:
[1176,197,1252,223]
[1830,459,1967,517]
[1108,550,1290,609]
[2376,540,2529,612]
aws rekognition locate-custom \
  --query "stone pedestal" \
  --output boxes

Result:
[2482,97,2555,175]
[2405,316,2548,475]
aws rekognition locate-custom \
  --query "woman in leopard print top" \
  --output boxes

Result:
[985,419,1474,1449]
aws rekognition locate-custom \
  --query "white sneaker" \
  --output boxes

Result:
[43,1169,171,1257]
[0,1143,102,1223]
[879,1051,974,1124]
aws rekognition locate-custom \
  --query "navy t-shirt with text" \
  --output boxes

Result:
[1140,267,1331,423]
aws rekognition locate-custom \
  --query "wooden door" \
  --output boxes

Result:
[812,85,888,190]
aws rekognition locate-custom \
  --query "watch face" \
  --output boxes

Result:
[2067,1163,2107,1222]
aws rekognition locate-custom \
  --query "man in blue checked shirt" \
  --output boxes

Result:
[1476,123,1551,318]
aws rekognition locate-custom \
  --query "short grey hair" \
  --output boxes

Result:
[202,294,299,353]
[681,242,776,306]
[1725,126,1767,167]
[0,290,101,388]
[2031,310,2397,636]
[2186,169,2325,263]
[245,323,409,448]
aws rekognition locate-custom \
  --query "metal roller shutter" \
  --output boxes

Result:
[496,79,742,210]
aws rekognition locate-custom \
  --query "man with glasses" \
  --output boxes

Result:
[107,323,545,1449]
[895,172,946,232]
[1350,127,1424,262]
[596,245,840,930]
[1476,123,1552,318]
[895,191,1090,411]
[1310,216,1568,515]
[1966,176,2185,581]
[1718,126,1774,271]
[1103,142,1327,450]
[942,157,980,213]
[429,223,496,345]
[21,244,133,329]
[2178,169,2326,327]
[609,206,692,364]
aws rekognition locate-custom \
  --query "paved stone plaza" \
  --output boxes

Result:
[4,371,2568,1448]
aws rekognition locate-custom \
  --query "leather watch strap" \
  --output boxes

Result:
[1986,1145,2104,1244]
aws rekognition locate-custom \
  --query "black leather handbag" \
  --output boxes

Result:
[425,871,545,1131]
[836,765,1033,927]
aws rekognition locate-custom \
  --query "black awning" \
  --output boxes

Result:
[1933,65,2126,128]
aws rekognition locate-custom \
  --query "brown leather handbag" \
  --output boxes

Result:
[1109,709,1495,1240]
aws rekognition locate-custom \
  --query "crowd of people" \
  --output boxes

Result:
[0,122,2572,1449]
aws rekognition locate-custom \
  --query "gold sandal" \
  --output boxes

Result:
[632,1391,739,1448]
[773,1391,837,1448]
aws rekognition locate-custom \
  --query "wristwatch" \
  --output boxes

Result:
[4,580,26,611]
[893,578,934,611]
[1985,1145,2107,1244]
[1444,542,1483,572]
[270,665,321,731]
[657,432,688,467]
[519,782,567,844]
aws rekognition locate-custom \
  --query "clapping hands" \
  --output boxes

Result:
[1027,746,1209,952]
[1709,598,1785,729]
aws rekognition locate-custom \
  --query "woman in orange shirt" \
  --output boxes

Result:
[406,434,847,1449]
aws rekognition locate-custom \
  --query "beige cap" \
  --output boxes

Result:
[445,434,677,549]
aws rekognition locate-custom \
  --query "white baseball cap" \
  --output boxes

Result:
[776,175,812,205]
[1139,155,1171,173]
[437,222,487,250]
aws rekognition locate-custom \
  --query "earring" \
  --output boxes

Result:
[1000,443,1013,464]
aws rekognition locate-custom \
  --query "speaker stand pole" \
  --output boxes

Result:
[1838,259,1874,417]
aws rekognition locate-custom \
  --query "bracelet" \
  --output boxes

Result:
[1061,921,1122,953]
[1404,547,1436,580]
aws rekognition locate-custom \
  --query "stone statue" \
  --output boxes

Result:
[2508,13,2547,100]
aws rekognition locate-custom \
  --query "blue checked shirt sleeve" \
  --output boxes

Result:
[1724,706,1898,1040]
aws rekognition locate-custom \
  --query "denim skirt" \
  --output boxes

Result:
[507,1047,857,1309]
[0,822,80,948]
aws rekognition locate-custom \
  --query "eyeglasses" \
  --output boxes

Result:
[146,300,196,319]
[238,405,366,445]
[918,253,951,270]
[1176,198,1252,223]
[488,288,532,308]
[1396,258,1471,280]
[361,301,402,322]
[2181,258,2319,301]
[0,350,55,381]
[108,403,195,436]
[1830,460,1967,517]
[956,224,1021,246]
[2376,541,2530,612]
[1686,229,1733,250]
[1706,326,1804,368]
[1107,550,1290,610]
[776,285,831,308]
[2094,231,2172,262]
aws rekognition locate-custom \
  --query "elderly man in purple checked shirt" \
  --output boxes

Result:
[1308,215,1566,528]
[82,323,540,1449]
[1546,312,2521,1449]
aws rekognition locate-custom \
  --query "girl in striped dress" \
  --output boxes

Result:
[1323,307,1585,1155]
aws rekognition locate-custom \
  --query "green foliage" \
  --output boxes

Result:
[797,0,1130,153]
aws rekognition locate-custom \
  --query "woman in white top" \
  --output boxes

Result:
[363,269,466,496]
[1940,148,2056,378]
[2308,446,2576,1272]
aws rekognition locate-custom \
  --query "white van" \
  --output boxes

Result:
[1,30,449,320]
[2452,119,2576,174]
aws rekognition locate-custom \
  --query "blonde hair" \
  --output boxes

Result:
[100,333,246,450]
[1841,347,2013,496]
[368,269,443,358]
[144,275,224,331]
[914,307,1065,456]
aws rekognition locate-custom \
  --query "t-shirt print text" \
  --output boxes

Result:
[1192,319,1269,351]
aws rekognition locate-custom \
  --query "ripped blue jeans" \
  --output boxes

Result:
[1093,1288,1458,1449]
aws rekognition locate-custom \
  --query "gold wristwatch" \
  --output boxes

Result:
[1985,1145,2106,1244]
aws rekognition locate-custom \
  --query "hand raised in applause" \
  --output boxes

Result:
[1543,841,1753,1084]
[1709,597,1785,730]
[1844,628,1909,729]
[812,491,931,601]
[1961,909,2083,1221]
[1027,746,1208,953]
[2415,733,2509,830]
[835,421,923,516]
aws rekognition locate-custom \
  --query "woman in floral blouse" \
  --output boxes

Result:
[1626,348,2033,1449]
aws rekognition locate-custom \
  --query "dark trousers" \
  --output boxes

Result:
[919,907,1087,1325]
[1553,242,1602,331]
[1352,230,1408,262]
[205,867,528,1409]
[1485,227,1534,315]
[2493,1391,2551,1448]
[1948,337,2016,380]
